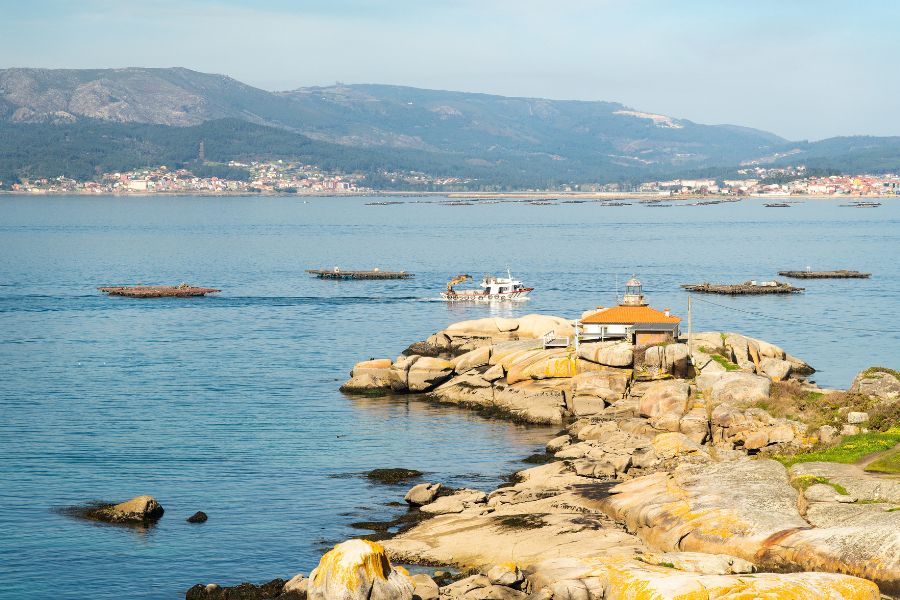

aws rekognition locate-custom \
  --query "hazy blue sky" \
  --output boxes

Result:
[4,0,899,140]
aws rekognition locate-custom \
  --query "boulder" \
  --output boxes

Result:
[818,424,838,444]
[546,435,570,453]
[343,359,394,392]
[486,563,524,588]
[441,575,526,600]
[407,358,454,392]
[570,370,629,396]
[429,370,494,408]
[404,483,442,506]
[88,495,164,524]
[577,342,633,368]
[849,368,900,400]
[492,380,570,424]
[410,574,438,600]
[651,432,706,459]
[709,372,771,405]
[743,429,769,450]
[420,489,487,514]
[443,314,573,340]
[678,408,710,443]
[664,343,690,377]
[724,333,755,371]
[482,364,505,382]
[641,346,665,373]
[307,539,413,600]
[506,351,576,384]
[514,314,574,339]
[638,380,690,419]
[187,511,208,523]
[571,394,614,417]
[759,356,792,381]
[283,574,308,597]
[847,411,869,424]
[389,355,420,392]
[454,346,492,374]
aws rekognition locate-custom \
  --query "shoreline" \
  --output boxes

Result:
[0,190,897,201]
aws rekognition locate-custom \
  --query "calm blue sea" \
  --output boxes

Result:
[1,195,898,599]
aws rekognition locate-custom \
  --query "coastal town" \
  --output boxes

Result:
[3,160,899,198]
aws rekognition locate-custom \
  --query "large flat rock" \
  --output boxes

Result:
[600,459,900,594]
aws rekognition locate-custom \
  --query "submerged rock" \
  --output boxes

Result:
[366,468,423,484]
[185,578,298,600]
[187,511,208,523]
[307,539,413,600]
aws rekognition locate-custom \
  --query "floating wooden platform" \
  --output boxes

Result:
[778,270,871,279]
[98,284,221,298]
[305,269,414,280]
[681,281,804,295]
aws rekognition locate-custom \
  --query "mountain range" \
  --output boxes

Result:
[1,67,898,188]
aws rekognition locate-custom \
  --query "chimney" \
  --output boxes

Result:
[664,308,671,317]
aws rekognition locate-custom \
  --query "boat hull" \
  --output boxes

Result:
[440,288,533,302]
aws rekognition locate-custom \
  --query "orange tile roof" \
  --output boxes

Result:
[581,305,681,325]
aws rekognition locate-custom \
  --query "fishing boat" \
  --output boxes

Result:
[441,269,533,302]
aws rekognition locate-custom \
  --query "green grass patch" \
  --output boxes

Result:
[776,428,900,467]
[864,445,900,474]
[708,353,740,371]
[791,474,849,496]
[862,366,900,379]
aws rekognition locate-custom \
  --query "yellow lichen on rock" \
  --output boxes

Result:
[583,558,880,600]
[308,539,413,600]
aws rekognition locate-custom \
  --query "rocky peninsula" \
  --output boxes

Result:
[193,313,900,599]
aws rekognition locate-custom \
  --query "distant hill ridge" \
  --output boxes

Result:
[1,67,898,185]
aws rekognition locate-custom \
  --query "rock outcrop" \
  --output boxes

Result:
[599,460,900,594]
[850,368,900,401]
[337,316,899,598]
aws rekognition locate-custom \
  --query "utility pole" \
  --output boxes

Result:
[688,295,693,357]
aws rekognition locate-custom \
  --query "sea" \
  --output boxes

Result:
[1,195,898,599]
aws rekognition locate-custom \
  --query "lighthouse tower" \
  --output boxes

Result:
[622,275,647,306]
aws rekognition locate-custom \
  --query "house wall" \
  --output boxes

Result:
[583,323,629,338]
[635,331,675,346]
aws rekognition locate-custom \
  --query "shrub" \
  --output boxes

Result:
[764,382,875,429]
[868,400,900,432]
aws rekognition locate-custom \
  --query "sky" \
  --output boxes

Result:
[3,0,899,140]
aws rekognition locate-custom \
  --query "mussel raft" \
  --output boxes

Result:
[681,281,804,295]
[777,270,870,279]
[98,284,221,298]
